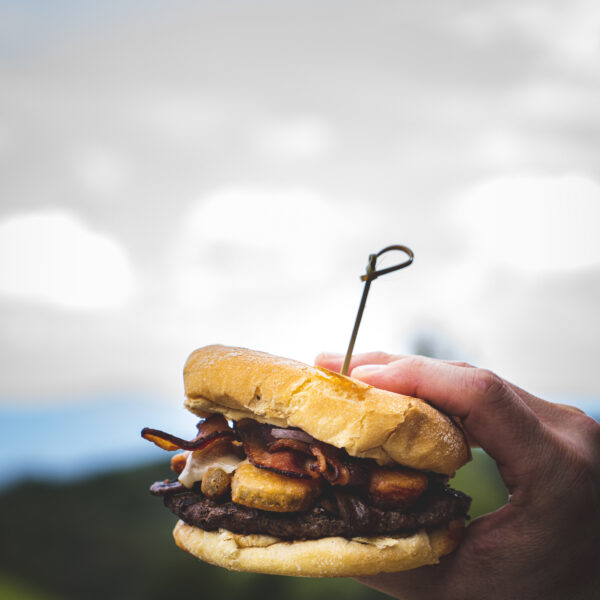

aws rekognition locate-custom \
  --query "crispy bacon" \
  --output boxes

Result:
[145,415,425,507]
[309,443,369,486]
[266,438,312,455]
[141,414,236,452]
[235,419,315,479]
[243,422,368,486]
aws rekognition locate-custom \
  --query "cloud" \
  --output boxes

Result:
[160,185,386,367]
[448,266,600,397]
[0,211,135,310]
[254,116,335,161]
[171,186,365,308]
[71,146,126,196]
[1,1,600,404]
[451,1,600,67]
[418,174,600,396]
[453,174,600,272]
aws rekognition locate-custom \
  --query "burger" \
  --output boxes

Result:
[142,345,471,577]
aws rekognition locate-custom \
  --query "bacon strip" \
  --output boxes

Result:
[309,443,368,486]
[141,414,236,451]
[235,419,315,479]
[267,438,312,455]
[241,422,368,485]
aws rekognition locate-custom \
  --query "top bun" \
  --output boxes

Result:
[183,345,470,475]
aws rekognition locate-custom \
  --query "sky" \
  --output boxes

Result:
[1,0,600,420]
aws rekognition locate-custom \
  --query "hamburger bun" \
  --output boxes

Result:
[173,518,466,577]
[183,345,470,476]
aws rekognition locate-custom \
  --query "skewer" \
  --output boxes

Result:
[341,245,414,376]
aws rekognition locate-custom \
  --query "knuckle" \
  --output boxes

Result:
[561,444,597,488]
[591,418,600,445]
[396,355,429,396]
[582,418,600,463]
[370,351,393,363]
[561,442,588,472]
[402,355,431,379]
[472,369,505,399]
[404,354,428,369]
[581,412,600,438]
[540,429,599,498]
[555,402,586,416]
[452,361,474,368]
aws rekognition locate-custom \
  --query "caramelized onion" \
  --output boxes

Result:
[270,427,316,444]
[308,442,368,486]
[334,490,372,527]
[150,479,186,496]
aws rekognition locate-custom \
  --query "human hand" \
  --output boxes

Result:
[315,352,600,600]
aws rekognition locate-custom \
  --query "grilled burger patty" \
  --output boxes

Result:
[159,483,471,540]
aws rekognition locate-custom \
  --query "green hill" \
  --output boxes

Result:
[0,451,506,599]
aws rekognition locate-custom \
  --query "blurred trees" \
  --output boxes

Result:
[0,456,506,600]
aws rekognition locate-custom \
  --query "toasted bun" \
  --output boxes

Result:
[173,519,465,577]
[183,345,470,475]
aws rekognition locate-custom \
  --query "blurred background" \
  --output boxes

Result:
[1,1,599,598]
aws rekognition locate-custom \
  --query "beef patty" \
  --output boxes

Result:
[159,483,471,540]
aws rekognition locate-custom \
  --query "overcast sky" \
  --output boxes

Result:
[1,0,600,406]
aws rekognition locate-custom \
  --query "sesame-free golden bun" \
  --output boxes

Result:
[173,518,466,577]
[183,345,470,476]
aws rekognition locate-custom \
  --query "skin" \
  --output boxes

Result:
[315,351,600,600]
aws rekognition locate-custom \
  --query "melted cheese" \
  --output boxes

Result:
[178,448,243,489]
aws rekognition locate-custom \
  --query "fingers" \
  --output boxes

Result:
[404,357,585,436]
[316,352,483,447]
[315,351,402,373]
[349,356,548,477]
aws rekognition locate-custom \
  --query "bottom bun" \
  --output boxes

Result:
[173,519,465,577]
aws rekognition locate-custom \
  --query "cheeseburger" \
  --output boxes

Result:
[142,345,471,577]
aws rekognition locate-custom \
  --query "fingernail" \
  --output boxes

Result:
[353,364,387,376]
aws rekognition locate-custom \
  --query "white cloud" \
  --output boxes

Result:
[508,81,595,122]
[161,185,381,366]
[512,1,600,65]
[171,186,364,308]
[475,131,530,169]
[452,1,600,67]
[132,93,230,141]
[1,1,600,404]
[72,146,126,196]
[417,174,600,396]
[453,174,600,272]
[254,116,335,161]
[0,211,135,310]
